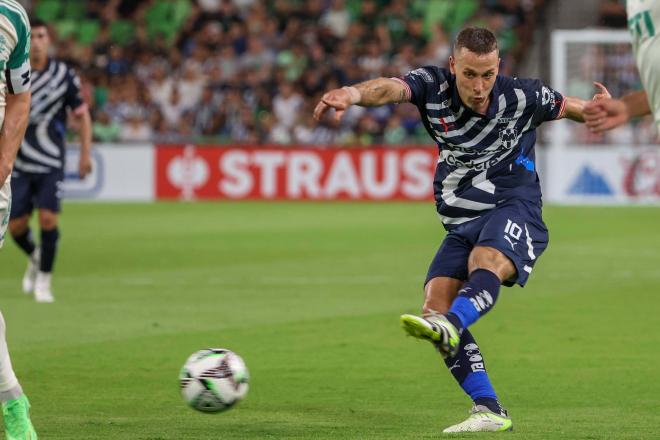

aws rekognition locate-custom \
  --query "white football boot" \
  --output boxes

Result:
[443,405,513,433]
[22,249,40,294]
[34,271,55,303]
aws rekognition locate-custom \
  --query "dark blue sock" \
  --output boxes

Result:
[443,329,504,415]
[13,228,36,257]
[474,396,505,415]
[40,228,59,273]
[447,269,501,331]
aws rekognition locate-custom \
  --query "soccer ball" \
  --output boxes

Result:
[179,348,249,413]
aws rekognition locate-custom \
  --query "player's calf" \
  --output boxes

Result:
[445,268,503,333]
[443,329,505,417]
[422,277,463,316]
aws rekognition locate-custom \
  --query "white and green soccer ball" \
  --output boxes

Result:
[179,348,249,413]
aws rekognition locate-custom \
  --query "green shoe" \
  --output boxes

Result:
[2,395,37,440]
[400,313,460,358]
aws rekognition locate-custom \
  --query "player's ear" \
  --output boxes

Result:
[449,55,455,74]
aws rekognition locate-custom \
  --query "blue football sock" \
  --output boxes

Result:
[474,396,505,415]
[447,269,501,331]
[443,329,504,415]
[13,228,36,257]
[40,228,59,273]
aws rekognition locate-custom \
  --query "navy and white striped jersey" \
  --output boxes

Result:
[395,66,565,229]
[14,58,85,174]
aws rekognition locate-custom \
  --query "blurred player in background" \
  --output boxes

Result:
[8,18,92,303]
[315,27,609,433]
[0,1,39,438]
[584,1,660,139]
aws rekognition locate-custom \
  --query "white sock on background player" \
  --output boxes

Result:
[22,249,40,294]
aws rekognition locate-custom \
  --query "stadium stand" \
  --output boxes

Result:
[30,0,550,145]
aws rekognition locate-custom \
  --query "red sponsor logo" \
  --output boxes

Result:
[155,146,436,201]
[622,151,660,197]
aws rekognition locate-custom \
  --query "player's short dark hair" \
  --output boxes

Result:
[454,27,498,55]
[30,17,48,29]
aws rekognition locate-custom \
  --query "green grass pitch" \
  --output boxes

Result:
[1,202,659,439]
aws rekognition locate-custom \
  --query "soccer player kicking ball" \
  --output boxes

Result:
[584,1,660,140]
[0,1,40,438]
[314,27,609,433]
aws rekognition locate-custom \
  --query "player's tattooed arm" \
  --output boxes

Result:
[352,78,409,106]
[313,78,408,122]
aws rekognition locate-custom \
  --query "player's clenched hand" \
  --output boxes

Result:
[313,88,354,122]
[583,98,629,133]
[79,153,92,179]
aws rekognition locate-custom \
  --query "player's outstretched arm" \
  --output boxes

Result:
[583,90,651,133]
[313,78,408,122]
[74,108,93,178]
[560,82,611,123]
[0,92,31,183]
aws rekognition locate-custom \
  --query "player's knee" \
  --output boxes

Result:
[8,217,29,236]
[38,210,58,230]
[40,218,57,230]
[468,246,516,282]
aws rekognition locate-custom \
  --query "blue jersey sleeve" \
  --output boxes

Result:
[517,78,565,127]
[397,66,449,107]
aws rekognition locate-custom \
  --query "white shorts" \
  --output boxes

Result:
[0,176,10,249]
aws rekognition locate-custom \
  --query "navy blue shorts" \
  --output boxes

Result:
[9,170,64,218]
[426,199,549,287]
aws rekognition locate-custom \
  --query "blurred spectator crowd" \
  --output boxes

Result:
[32,0,548,146]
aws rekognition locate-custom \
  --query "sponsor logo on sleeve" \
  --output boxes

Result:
[409,68,434,83]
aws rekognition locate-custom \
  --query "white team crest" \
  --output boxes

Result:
[498,128,519,150]
[541,86,557,110]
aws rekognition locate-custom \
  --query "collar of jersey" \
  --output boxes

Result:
[450,75,501,119]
